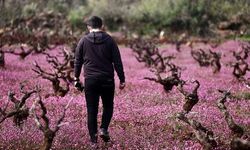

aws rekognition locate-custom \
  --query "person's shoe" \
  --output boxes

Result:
[90,134,98,143]
[99,128,110,142]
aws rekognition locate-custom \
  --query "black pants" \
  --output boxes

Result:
[84,78,115,138]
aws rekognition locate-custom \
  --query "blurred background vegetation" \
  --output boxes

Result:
[0,0,250,39]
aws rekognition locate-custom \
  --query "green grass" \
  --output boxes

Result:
[225,34,250,42]
[233,91,250,100]
[236,34,250,41]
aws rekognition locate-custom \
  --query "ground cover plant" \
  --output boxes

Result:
[0,39,250,149]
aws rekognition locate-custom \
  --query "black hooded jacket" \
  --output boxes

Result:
[74,31,125,83]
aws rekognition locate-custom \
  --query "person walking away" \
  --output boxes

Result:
[74,16,126,145]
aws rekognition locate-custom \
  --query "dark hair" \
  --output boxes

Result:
[85,16,103,29]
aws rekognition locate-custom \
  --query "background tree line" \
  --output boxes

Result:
[0,0,250,38]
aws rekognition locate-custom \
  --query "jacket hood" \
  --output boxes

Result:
[85,31,110,44]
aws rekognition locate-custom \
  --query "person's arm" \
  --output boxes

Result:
[74,37,84,80]
[111,40,125,88]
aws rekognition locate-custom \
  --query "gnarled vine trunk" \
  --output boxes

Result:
[41,130,56,150]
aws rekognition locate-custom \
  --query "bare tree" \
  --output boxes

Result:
[232,61,250,79]
[209,50,221,73]
[2,34,53,59]
[4,45,33,59]
[26,34,52,54]
[217,89,250,150]
[177,80,200,113]
[30,92,71,150]
[217,89,244,137]
[191,49,211,66]
[32,61,70,97]
[0,10,76,60]
[145,63,183,92]
[233,43,250,60]
[128,38,174,71]
[176,113,217,150]
[32,48,74,97]
[176,80,217,150]
[0,83,37,126]
[129,38,181,92]
[231,43,250,80]
[44,48,74,82]
[191,49,221,73]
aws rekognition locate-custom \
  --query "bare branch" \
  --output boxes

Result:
[144,77,158,82]
[3,45,33,59]
[0,83,37,126]
[30,99,43,130]
[231,42,250,80]
[176,113,217,150]
[231,138,250,150]
[30,91,71,150]
[129,39,185,92]
[128,38,175,73]
[176,80,216,149]
[191,49,221,73]
[142,59,183,92]
[37,93,50,129]
[55,97,72,132]
[231,60,249,80]
[216,89,250,149]
[32,61,55,80]
[32,57,70,97]
[177,80,200,114]
[217,89,244,138]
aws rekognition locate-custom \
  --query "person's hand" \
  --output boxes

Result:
[74,78,84,92]
[119,82,126,90]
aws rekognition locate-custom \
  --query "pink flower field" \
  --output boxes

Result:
[0,40,249,150]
